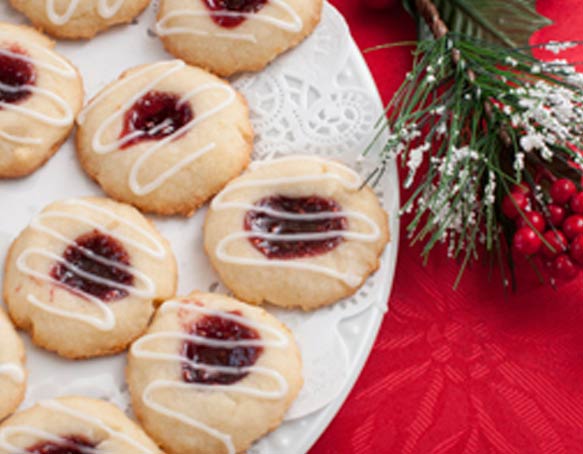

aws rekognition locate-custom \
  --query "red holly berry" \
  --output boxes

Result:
[550,178,577,204]
[541,230,568,259]
[502,192,528,219]
[563,215,583,239]
[516,211,545,232]
[548,204,566,226]
[570,234,583,265]
[571,191,583,214]
[552,254,579,280]
[513,227,542,255]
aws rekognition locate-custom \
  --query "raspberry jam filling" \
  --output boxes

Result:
[50,230,134,302]
[120,91,193,149]
[182,311,263,385]
[0,45,36,105]
[204,0,269,28]
[244,195,348,259]
[27,436,96,454]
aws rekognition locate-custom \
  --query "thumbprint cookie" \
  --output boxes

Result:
[0,309,26,421]
[3,197,177,359]
[204,155,390,310]
[8,0,151,40]
[156,0,323,77]
[127,292,303,454]
[76,60,253,216]
[0,396,163,454]
[0,23,83,178]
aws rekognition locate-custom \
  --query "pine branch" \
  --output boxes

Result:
[367,6,583,286]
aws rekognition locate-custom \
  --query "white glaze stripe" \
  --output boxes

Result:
[0,130,42,144]
[211,156,381,287]
[155,0,303,44]
[131,301,290,454]
[79,60,236,196]
[0,41,76,145]
[0,363,25,383]
[46,0,125,25]
[0,399,154,454]
[16,199,165,330]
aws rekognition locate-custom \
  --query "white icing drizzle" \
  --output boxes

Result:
[0,320,25,384]
[78,60,236,196]
[0,130,42,145]
[0,35,77,145]
[210,156,382,287]
[15,199,166,331]
[131,300,290,454]
[0,363,25,383]
[0,399,155,454]
[155,0,303,44]
[46,0,125,25]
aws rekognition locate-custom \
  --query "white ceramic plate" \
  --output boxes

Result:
[0,2,399,453]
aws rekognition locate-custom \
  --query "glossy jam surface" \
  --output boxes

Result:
[51,230,134,302]
[27,436,96,454]
[120,91,193,148]
[0,45,36,105]
[204,0,269,28]
[182,311,263,385]
[244,195,347,259]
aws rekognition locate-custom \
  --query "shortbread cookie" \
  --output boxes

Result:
[204,156,390,310]
[0,23,83,178]
[0,309,26,421]
[76,61,253,216]
[0,396,163,454]
[8,0,151,40]
[156,0,323,77]
[128,292,303,454]
[3,197,177,359]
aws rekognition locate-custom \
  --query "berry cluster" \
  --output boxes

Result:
[504,178,583,281]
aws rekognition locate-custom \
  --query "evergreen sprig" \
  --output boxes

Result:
[367,33,583,287]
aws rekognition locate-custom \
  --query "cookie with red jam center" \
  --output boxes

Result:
[0,397,162,454]
[8,0,151,40]
[156,0,324,77]
[4,197,177,359]
[204,155,391,310]
[0,23,83,179]
[76,61,253,216]
[128,292,303,454]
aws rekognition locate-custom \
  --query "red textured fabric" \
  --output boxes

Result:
[311,1,583,453]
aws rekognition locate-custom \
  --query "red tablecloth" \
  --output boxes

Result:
[312,1,583,453]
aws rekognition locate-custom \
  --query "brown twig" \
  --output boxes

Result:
[414,0,448,40]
